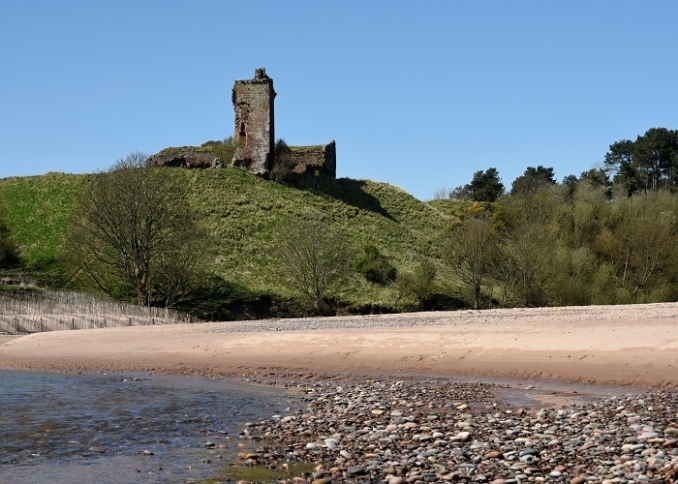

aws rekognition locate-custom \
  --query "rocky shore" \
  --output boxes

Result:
[234,380,678,484]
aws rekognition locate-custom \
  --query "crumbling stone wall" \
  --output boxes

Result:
[149,68,337,179]
[231,68,276,175]
[289,141,336,177]
[147,149,222,169]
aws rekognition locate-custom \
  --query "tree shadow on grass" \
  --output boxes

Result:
[293,177,396,221]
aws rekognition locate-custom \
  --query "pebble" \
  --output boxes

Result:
[230,380,678,484]
[339,450,352,460]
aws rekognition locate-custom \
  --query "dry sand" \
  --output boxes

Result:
[1,303,678,388]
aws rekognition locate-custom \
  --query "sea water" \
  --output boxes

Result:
[0,370,290,483]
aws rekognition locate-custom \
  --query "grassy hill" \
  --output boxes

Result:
[0,172,87,281]
[0,168,467,318]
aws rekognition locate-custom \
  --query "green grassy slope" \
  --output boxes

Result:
[0,172,87,278]
[0,168,461,313]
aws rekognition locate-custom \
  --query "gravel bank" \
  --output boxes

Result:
[205,302,678,334]
[234,379,678,484]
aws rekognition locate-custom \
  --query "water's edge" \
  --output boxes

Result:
[0,370,296,484]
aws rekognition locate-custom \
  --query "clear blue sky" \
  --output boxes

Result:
[1,1,676,200]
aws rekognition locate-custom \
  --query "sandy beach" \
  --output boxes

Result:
[2,302,678,388]
[4,303,678,483]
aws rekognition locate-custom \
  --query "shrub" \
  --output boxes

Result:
[270,138,297,182]
[201,136,240,165]
[354,244,396,284]
[394,259,437,308]
[0,212,19,269]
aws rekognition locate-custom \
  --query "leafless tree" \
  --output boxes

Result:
[65,152,207,307]
[274,213,351,314]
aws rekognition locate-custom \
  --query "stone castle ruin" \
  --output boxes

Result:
[231,68,276,175]
[149,68,336,178]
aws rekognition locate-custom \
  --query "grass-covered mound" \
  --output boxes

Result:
[0,168,462,319]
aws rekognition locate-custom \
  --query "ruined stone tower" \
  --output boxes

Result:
[148,69,336,176]
[231,68,276,175]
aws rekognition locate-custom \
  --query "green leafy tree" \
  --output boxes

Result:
[65,152,208,307]
[605,128,678,194]
[563,169,611,199]
[510,166,556,196]
[634,128,678,191]
[569,183,609,248]
[578,168,610,189]
[493,186,565,306]
[593,192,678,300]
[562,174,579,197]
[464,168,504,202]
[442,210,498,309]
[274,214,351,314]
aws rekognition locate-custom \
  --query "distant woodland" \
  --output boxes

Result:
[444,127,678,308]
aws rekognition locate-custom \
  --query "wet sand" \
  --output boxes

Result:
[1,303,678,388]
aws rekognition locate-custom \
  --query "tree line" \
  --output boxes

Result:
[454,127,678,203]
[444,186,678,309]
[442,127,678,309]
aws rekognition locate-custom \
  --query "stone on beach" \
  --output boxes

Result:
[231,378,678,483]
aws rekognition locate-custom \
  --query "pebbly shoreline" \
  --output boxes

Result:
[204,302,678,335]
[232,379,678,484]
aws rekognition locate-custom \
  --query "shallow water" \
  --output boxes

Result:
[0,368,646,483]
[0,370,292,483]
